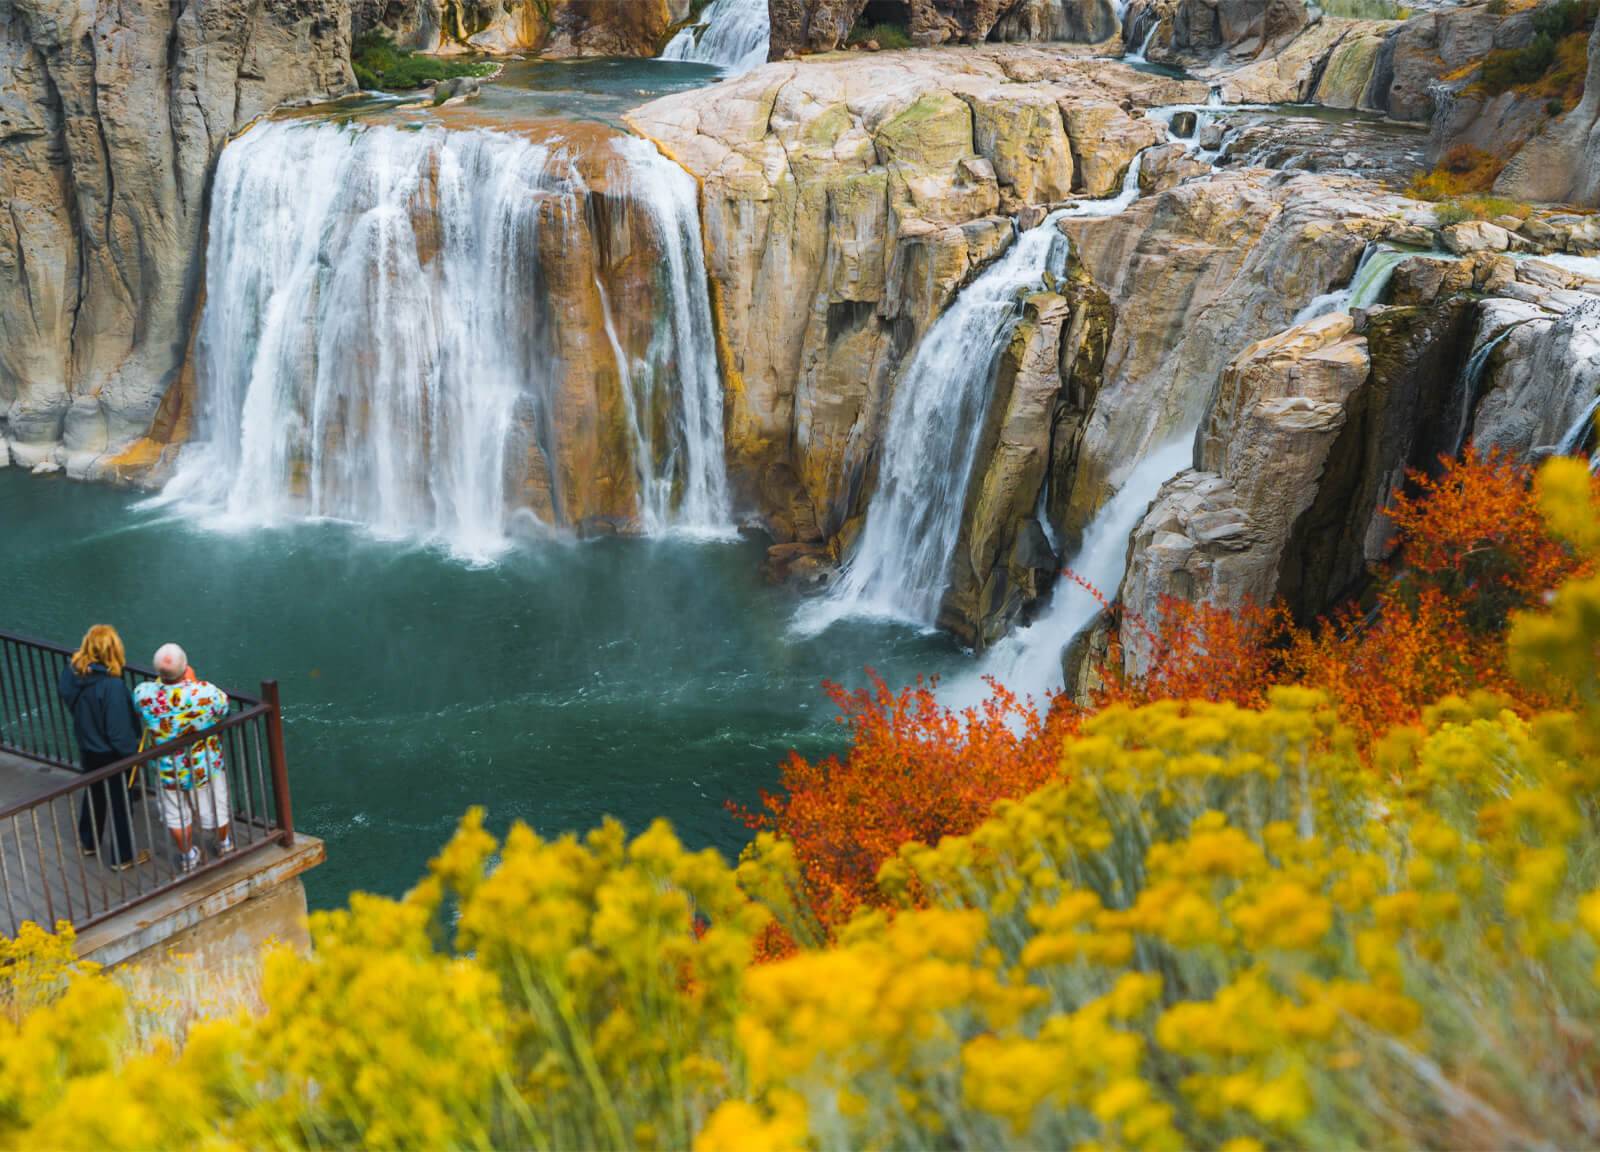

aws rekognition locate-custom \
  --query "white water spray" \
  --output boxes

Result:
[661,0,770,73]
[1292,245,1411,325]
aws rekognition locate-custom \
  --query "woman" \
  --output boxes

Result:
[57,625,148,871]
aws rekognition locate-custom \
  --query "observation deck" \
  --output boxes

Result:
[0,631,322,966]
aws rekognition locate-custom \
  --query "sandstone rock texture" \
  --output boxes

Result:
[629,49,1203,554]
[1053,171,1420,546]
[361,0,687,57]
[770,0,1119,56]
[1120,312,1368,672]
[0,0,354,474]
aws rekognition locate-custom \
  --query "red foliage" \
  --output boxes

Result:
[736,672,1076,938]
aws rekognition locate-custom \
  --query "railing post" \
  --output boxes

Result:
[261,680,295,847]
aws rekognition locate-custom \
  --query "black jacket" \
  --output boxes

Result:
[57,662,142,761]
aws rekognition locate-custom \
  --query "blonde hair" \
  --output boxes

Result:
[71,624,127,677]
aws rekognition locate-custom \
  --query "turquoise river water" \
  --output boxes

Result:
[0,470,964,907]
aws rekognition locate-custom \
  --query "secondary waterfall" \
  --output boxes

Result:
[1452,319,1533,456]
[157,120,730,558]
[950,434,1198,705]
[608,136,734,536]
[661,0,770,73]
[793,216,1073,634]
[1292,245,1411,325]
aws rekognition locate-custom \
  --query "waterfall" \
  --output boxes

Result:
[661,0,770,74]
[156,119,731,558]
[1125,22,1157,62]
[608,136,735,536]
[949,434,1198,705]
[791,216,1073,635]
[1555,395,1600,471]
[1061,150,1147,218]
[1452,319,1531,456]
[1292,245,1411,325]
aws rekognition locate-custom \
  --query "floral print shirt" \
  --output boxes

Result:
[134,679,229,788]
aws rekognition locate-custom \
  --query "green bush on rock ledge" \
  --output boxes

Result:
[352,32,496,92]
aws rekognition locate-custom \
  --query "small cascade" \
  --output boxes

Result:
[157,120,731,557]
[952,434,1198,705]
[1554,395,1600,471]
[608,136,734,536]
[661,0,770,74]
[792,216,1073,635]
[1292,244,1410,325]
[1125,22,1157,62]
[1059,150,1146,218]
[1451,319,1532,456]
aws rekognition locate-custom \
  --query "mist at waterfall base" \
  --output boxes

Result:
[2,470,962,908]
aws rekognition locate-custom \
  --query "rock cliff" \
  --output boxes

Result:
[0,0,354,474]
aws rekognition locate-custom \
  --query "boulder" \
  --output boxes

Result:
[1441,220,1513,255]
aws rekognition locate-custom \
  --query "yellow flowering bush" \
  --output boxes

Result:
[0,457,1595,1149]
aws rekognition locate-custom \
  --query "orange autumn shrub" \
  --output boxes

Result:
[1290,451,1591,743]
[737,672,1076,942]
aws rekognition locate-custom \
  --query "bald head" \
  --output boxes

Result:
[154,643,189,683]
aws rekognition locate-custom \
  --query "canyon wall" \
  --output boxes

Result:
[0,0,354,475]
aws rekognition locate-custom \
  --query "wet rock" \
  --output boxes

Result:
[1170,110,1198,137]
[1471,298,1600,458]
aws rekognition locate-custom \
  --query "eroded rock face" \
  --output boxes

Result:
[0,0,355,473]
[358,0,682,55]
[629,49,1204,549]
[1053,171,1419,545]
[770,0,1119,55]
[1471,294,1600,459]
[1119,313,1369,673]
[1496,20,1600,207]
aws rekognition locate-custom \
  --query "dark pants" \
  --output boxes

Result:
[77,750,137,866]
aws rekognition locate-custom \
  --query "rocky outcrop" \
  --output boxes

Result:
[1123,0,1310,68]
[358,0,688,55]
[1496,19,1600,207]
[0,0,354,473]
[629,50,1205,551]
[1470,290,1600,459]
[1052,171,1423,546]
[770,0,1119,55]
[1119,312,1369,671]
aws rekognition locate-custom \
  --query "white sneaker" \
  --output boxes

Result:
[179,847,201,873]
[216,834,235,855]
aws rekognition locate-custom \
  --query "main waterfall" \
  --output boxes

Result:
[158,120,731,558]
[660,0,770,73]
[794,217,1071,635]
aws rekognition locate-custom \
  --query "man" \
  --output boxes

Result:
[134,643,233,872]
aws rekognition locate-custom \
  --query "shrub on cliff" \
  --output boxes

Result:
[352,32,495,92]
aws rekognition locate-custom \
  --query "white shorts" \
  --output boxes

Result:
[158,773,232,832]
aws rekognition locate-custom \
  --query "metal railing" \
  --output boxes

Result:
[0,630,295,936]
